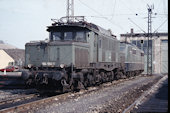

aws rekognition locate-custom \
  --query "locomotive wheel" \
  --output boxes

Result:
[83,80,88,89]
[78,81,85,90]
[115,72,123,80]
[69,78,76,92]
[87,74,94,86]
[129,72,133,77]
[26,79,32,86]
[70,80,81,92]
[110,71,114,82]
[107,72,112,82]
[100,72,105,83]
[61,78,69,93]
[95,74,102,85]
[132,71,135,76]
[127,72,130,78]
[119,72,125,79]
[83,74,89,89]
[70,84,75,92]
[25,78,34,88]
[114,71,119,80]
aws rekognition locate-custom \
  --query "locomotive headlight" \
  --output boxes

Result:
[60,64,65,68]
[28,64,32,68]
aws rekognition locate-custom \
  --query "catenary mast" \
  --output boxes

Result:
[67,0,74,22]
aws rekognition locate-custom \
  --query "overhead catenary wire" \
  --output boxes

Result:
[77,0,105,18]
[77,0,127,32]
[128,18,146,33]
[77,0,167,34]
[119,0,140,17]
[153,18,167,33]
[163,0,167,15]
[110,0,117,20]
[155,0,163,14]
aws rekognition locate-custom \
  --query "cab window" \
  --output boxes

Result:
[75,31,86,42]
[64,32,73,40]
[51,32,61,40]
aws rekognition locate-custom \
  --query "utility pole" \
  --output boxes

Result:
[147,4,154,75]
[67,0,74,22]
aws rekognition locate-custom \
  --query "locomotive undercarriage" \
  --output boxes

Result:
[126,70,144,78]
[21,66,143,93]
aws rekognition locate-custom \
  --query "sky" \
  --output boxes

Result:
[0,0,168,49]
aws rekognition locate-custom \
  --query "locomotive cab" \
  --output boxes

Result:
[23,19,93,91]
[25,25,91,70]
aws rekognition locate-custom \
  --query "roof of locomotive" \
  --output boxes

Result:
[26,16,117,45]
[47,16,116,38]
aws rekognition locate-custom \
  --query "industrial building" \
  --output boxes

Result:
[120,29,168,74]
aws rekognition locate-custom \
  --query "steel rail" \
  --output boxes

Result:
[0,94,38,106]
[123,75,167,113]
[0,75,141,113]
[0,92,70,113]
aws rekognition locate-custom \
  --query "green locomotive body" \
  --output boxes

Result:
[22,16,143,92]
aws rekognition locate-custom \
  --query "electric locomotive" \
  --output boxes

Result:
[120,42,144,77]
[21,16,144,92]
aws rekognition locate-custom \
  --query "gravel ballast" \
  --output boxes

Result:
[24,74,164,113]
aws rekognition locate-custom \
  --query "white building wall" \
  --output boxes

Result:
[0,50,14,69]
[154,37,161,73]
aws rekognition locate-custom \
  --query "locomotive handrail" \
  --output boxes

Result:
[51,16,86,25]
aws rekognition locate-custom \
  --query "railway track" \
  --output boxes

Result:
[123,74,168,113]
[0,74,162,113]
[0,93,39,110]
[0,75,138,113]
[0,89,37,101]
